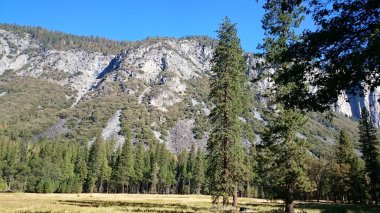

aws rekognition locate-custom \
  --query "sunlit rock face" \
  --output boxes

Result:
[335,88,380,128]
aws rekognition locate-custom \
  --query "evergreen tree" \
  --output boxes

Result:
[134,142,145,193]
[331,130,358,202]
[259,0,305,64]
[349,157,368,204]
[194,148,206,195]
[187,145,196,194]
[206,17,249,207]
[113,131,135,193]
[156,143,175,194]
[176,150,189,194]
[74,147,87,192]
[150,162,159,194]
[259,1,309,212]
[258,110,313,213]
[359,108,380,204]
[148,143,159,194]
[275,0,380,111]
[99,150,111,193]
[86,137,110,193]
[3,141,19,191]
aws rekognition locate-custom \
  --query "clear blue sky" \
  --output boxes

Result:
[0,0,314,52]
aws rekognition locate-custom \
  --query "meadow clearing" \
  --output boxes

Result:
[0,193,379,213]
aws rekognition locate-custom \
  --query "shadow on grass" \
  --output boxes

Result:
[295,202,380,213]
[59,199,380,213]
[59,200,209,213]
[17,211,52,213]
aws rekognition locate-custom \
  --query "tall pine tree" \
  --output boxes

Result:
[259,1,310,212]
[359,107,380,204]
[258,110,313,213]
[206,17,249,207]
[331,130,363,203]
[113,130,135,193]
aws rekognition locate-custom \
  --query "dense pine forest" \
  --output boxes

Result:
[0,107,378,203]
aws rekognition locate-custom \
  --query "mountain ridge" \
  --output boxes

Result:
[0,24,375,156]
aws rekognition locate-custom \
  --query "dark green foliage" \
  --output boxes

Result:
[330,130,367,203]
[259,1,312,212]
[194,148,206,194]
[133,143,145,193]
[111,130,135,193]
[176,150,189,194]
[206,17,250,206]
[86,137,111,193]
[257,110,313,213]
[259,0,305,63]
[359,108,380,204]
[275,0,380,111]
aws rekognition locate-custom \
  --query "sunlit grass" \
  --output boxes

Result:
[0,193,378,212]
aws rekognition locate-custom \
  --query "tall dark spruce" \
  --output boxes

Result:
[206,17,248,207]
[258,1,314,213]
[359,108,380,204]
[258,110,313,213]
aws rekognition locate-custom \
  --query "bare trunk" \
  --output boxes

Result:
[196,183,201,195]
[223,195,228,206]
[99,180,103,193]
[285,200,294,213]
[7,175,12,191]
[233,184,238,207]
[285,201,294,213]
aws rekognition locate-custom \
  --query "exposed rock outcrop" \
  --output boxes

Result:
[101,110,125,149]
[167,119,207,153]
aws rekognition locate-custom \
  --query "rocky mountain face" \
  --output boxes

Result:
[0,25,375,155]
[336,89,380,128]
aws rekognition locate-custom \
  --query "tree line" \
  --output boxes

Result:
[0,135,206,194]
[0,106,378,204]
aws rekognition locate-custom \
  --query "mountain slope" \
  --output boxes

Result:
[0,24,372,156]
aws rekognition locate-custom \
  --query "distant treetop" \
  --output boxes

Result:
[0,24,216,54]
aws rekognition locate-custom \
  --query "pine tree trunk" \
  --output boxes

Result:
[245,181,250,197]
[285,191,295,213]
[7,175,12,191]
[223,195,228,206]
[196,183,201,195]
[317,183,321,202]
[285,201,294,213]
[233,184,238,207]
[99,180,103,193]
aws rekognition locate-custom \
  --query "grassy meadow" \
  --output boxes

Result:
[0,193,379,213]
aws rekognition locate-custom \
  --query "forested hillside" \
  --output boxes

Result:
[0,20,378,209]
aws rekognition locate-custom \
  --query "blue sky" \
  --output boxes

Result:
[0,0,314,52]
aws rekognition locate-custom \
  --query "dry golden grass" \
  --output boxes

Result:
[0,193,276,213]
[0,193,378,213]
